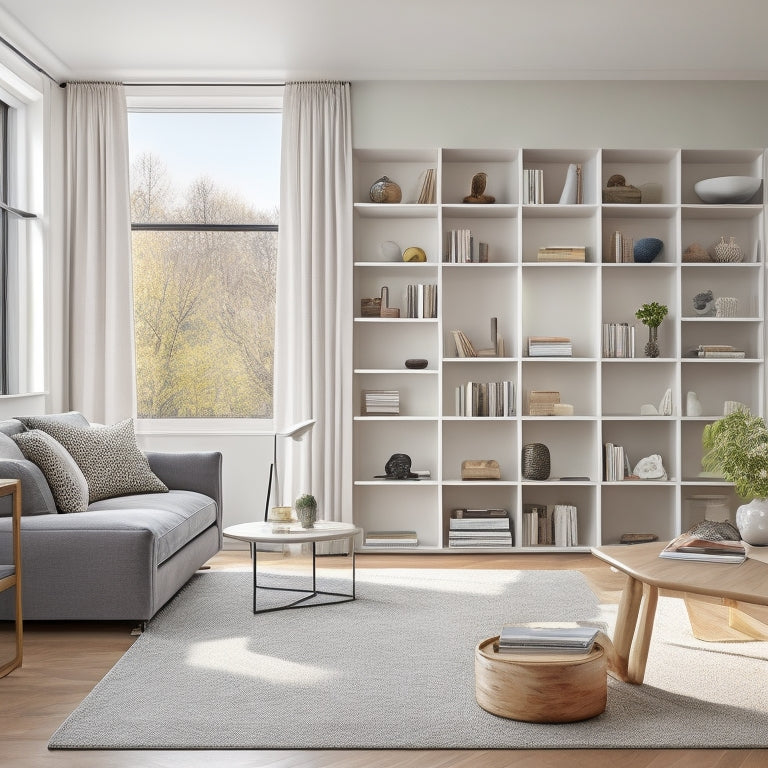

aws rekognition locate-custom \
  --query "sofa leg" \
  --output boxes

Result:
[130,622,146,636]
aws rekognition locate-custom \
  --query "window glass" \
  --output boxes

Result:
[128,112,280,419]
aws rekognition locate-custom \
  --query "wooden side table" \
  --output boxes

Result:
[0,479,22,678]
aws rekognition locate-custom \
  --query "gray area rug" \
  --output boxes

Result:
[49,567,768,749]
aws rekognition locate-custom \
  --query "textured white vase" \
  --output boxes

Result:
[736,498,768,545]
[686,391,702,417]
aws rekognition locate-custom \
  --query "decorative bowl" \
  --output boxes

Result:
[694,175,761,204]
[633,237,663,263]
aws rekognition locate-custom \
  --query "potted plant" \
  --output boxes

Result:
[294,493,318,529]
[635,301,668,358]
[702,408,768,544]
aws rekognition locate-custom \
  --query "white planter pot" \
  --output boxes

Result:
[736,498,768,545]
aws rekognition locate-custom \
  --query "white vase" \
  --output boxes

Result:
[736,498,768,545]
[686,391,702,417]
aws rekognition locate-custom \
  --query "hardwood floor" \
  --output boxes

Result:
[0,550,764,768]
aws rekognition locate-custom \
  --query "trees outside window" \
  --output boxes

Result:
[129,112,279,419]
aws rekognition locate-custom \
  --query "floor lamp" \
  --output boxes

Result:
[263,418,316,521]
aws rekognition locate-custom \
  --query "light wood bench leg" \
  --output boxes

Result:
[627,583,658,684]
[608,574,643,682]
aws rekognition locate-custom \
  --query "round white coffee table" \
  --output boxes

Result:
[223,521,362,614]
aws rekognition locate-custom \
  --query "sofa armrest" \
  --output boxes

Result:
[144,451,223,543]
[0,458,57,516]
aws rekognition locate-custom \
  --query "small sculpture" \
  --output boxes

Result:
[692,290,715,317]
[463,172,495,204]
[378,453,418,480]
[402,246,427,262]
[369,176,402,204]
[633,454,668,481]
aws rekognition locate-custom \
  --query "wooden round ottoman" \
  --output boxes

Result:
[475,636,607,722]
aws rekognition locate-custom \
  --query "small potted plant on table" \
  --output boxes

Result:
[294,493,318,529]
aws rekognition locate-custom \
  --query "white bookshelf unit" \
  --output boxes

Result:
[350,147,766,552]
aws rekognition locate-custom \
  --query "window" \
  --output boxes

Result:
[128,109,280,420]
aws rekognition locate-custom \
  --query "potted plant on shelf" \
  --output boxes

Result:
[702,407,768,545]
[294,493,318,529]
[635,301,668,358]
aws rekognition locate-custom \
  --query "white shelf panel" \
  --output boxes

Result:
[354,203,438,219]
[441,203,518,219]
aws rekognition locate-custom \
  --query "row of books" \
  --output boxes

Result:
[449,508,513,548]
[602,322,636,358]
[553,504,579,547]
[527,336,572,357]
[523,169,544,204]
[537,246,586,262]
[405,283,438,319]
[606,230,635,263]
[363,530,418,547]
[444,229,488,263]
[451,327,506,358]
[604,442,629,481]
[361,389,399,415]
[455,380,515,417]
[520,503,579,546]
[497,625,599,655]
[697,344,746,359]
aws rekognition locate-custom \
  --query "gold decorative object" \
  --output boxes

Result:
[402,246,427,262]
[461,459,501,480]
[463,172,496,204]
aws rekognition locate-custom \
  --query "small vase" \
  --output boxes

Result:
[644,326,660,358]
[686,391,702,417]
[296,506,317,529]
[521,443,550,481]
[736,498,768,545]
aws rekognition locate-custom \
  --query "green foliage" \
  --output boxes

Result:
[295,493,317,509]
[702,408,768,500]
[635,301,668,328]
[131,153,276,419]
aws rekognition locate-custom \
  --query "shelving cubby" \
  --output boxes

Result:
[349,146,767,552]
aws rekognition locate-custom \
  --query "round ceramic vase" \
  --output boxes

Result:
[736,498,768,545]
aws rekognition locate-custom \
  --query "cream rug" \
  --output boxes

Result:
[49,568,768,749]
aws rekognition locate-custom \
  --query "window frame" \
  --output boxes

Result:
[126,85,283,435]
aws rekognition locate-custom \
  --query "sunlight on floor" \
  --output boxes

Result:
[186,636,337,684]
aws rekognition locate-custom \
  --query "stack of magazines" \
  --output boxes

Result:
[659,532,745,563]
[497,625,599,655]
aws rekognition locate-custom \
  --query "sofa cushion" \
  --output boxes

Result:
[0,432,24,459]
[11,430,89,513]
[84,490,217,564]
[0,459,57,516]
[16,417,168,503]
[15,411,90,430]
[0,419,25,439]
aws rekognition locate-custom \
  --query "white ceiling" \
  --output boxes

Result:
[0,0,767,84]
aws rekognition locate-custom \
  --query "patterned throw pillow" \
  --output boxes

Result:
[12,430,90,513]
[21,418,168,503]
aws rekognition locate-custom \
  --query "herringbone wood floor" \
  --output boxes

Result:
[0,550,765,767]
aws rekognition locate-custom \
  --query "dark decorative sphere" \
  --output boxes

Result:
[634,237,663,263]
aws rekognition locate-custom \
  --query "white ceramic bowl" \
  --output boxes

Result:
[694,175,761,204]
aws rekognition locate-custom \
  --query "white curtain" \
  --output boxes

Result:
[275,82,353,522]
[65,82,135,425]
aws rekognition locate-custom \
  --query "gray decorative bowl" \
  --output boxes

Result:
[694,175,761,204]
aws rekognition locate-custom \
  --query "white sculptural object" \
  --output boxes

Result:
[633,454,668,481]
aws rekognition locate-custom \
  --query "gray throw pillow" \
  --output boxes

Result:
[22,417,168,503]
[11,430,89,513]
[0,432,25,460]
[15,411,90,430]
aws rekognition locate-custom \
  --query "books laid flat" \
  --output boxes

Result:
[364,530,418,547]
[659,533,746,563]
[497,625,599,654]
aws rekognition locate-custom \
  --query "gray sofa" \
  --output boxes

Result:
[0,416,222,622]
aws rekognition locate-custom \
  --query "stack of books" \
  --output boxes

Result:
[497,625,599,655]
[528,390,560,416]
[406,283,438,318]
[659,532,746,563]
[455,380,515,417]
[604,442,628,481]
[451,329,477,357]
[523,169,544,203]
[361,390,400,415]
[536,246,586,262]
[697,344,746,359]
[448,509,512,548]
[363,530,418,548]
[527,336,572,357]
[602,322,636,358]
[553,504,578,546]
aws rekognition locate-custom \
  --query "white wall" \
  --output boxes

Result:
[351,81,768,149]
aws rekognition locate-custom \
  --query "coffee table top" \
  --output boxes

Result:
[224,520,362,545]
[592,542,768,606]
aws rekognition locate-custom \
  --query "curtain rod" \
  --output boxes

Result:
[119,82,286,88]
[0,34,60,85]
